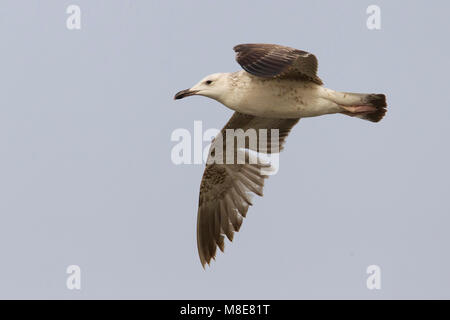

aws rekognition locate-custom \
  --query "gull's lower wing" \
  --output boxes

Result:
[197,111,300,267]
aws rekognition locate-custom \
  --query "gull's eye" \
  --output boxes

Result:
[205,80,213,85]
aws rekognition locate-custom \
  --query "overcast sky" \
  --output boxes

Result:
[0,0,449,299]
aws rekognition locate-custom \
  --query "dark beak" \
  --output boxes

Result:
[174,89,199,100]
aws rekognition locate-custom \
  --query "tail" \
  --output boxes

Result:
[339,93,387,123]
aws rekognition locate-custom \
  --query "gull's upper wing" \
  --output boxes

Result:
[197,111,300,267]
[233,43,323,85]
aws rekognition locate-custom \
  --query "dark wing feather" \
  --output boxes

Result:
[233,43,323,85]
[197,112,300,267]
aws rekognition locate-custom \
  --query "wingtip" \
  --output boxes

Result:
[233,44,245,51]
[200,258,210,269]
[233,43,253,52]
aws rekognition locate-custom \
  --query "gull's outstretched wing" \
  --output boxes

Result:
[233,43,323,85]
[197,111,300,267]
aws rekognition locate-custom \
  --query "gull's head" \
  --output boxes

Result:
[174,73,229,102]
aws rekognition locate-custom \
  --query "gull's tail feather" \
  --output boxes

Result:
[339,93,387,123]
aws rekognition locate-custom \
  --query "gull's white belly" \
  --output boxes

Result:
[222,74,341,119]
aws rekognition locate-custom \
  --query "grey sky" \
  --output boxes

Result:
[0,0,449,299]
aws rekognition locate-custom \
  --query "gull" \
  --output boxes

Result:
[174,43,387,267]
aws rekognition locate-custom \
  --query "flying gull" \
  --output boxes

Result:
[174,43,387,267]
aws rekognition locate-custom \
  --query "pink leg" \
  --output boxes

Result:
[341,105,377,114]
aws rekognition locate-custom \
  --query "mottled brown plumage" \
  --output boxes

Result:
[234,43,323,84]
[197,112,299,266]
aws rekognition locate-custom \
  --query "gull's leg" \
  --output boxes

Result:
[340,105,378,113]
[320,87,387,123]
